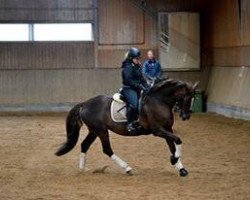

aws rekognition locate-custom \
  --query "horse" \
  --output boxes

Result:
[55,78,199,177]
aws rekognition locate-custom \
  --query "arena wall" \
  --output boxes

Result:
[203,0,250,120]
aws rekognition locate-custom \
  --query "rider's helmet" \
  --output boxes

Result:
[126,47,141,60]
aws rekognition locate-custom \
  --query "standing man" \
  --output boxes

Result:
[142,50,162,80]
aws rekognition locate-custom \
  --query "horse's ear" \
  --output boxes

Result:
[192,81,200,90]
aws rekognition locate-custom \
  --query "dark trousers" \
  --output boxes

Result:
[121,87,139,123]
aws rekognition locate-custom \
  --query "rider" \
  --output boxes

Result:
[121,47,149,133]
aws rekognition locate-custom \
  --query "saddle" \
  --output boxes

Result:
[111,88,145,123]
[111,93,127,122]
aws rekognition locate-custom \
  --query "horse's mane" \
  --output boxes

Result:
[150,78,188,93]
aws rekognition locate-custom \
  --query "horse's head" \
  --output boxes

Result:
[149,78,199,121]
[175,81,199,120]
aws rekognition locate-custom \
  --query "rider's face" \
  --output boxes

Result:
[132,57,140,65]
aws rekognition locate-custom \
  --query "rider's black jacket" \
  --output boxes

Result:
[121,59,147,92]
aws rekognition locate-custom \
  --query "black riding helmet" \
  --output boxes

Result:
[127,47,141,60]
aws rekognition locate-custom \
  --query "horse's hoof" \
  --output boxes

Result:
[126,170,133,176]
[170,155,178,165]
[179,168,188,177]
[126,166,133,176]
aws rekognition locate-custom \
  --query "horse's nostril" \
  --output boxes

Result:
[181,115,186,120]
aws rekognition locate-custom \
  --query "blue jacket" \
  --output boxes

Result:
[142,59,161,79]
[121,59,147,92]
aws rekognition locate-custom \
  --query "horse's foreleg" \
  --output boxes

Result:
[153,128,188,177]
[79,132,97,170]
[153,127,182,144]
[166,139,188,176]
[99,132,132,175]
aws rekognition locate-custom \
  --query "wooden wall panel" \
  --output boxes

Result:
[202,0,250,67]
[0,0,94,22]
[210,46,250,67]
[98,0,144,45]
[207,66,250,109]
[242,0,250,45]
[0,69,122,104]
[147,0,206,12]
[98,49,126,68]
[203,0,241,48]
[0,9,94,22]
[202,0,250,47]
[0,0,93,8]
[0,42,94,69]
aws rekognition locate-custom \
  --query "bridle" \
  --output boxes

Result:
[177,92,195,120]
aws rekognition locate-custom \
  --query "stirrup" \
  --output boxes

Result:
[127,123,137,134]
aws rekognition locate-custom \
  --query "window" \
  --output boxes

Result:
[0,23,93,42]
[34,23,93,41]
[0,24,29,41]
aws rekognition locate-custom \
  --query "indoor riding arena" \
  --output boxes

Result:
[0,1,249,200]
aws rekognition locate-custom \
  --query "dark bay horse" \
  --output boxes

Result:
[55,78,199,177]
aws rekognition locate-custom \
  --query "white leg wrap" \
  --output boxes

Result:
[79,153,86,170]
[174,143,182,158]
[175,158,184,170]
[111,154,132,172]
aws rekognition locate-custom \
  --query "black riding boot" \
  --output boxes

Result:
[126,107,138,134]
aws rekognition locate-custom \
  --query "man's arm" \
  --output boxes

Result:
[141,62,148,77]
[156,61,162,77]
[142,61,153,80]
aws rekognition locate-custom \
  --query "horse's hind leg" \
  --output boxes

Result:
[99,131,132,175]
[166,139,188,177]
[79,131,97,170]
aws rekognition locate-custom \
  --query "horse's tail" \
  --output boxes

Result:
[55,105,82,156]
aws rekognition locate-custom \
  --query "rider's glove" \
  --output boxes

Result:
[140,84,150,93]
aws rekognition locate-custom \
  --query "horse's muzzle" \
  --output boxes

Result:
[180,111,191,121]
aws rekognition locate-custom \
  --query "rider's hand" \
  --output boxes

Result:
[140,84,150,93]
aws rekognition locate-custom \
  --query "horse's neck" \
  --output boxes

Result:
[155,91,178,109]
[143,94,177,110]
[163,96,177,108]
[161,84,186,108]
